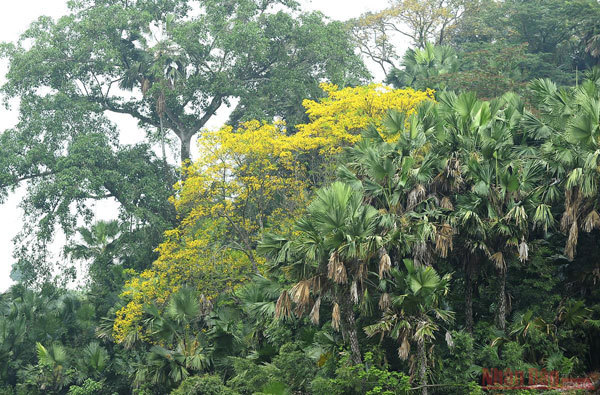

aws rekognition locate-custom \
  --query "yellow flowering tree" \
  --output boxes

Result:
[114,120,309,343]
[113,84,433,343]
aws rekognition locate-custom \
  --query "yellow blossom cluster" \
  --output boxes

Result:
[113,84,433,343]
[296,83,435,151]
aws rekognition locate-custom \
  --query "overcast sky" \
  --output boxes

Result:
[0,0,391,291]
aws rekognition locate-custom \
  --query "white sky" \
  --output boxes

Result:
[0,0,393,291]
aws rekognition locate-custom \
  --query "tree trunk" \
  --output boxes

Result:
[418,338,428,395]
[180,133,192,165]
[496,268,507,331]
[341,297,362,365]
[159,116,167,164]
[465,269,474,333]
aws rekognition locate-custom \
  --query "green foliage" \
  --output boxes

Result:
[311,353,410,395]
[2,1,600,394]
[67,379,104,395]
[501,342,527,370]
[226,357,280,394]
[386,1,600,98]
[6,140,177,286]
[436,330,480,388]
[449,0,600,87]
[387,43,459,91]
[226,343,315,394]
[130,287,212,390]
[171,375,238,395]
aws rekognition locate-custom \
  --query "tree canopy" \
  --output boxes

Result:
[1,1,600,394]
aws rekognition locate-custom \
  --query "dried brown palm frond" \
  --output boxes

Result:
[446,156,461,179]
[561,189,574,232]
[328,251,347,284]
[440,196,454,210]
[398,337,410,360]
[335,262,348,284]
[379,292,390,311]
[379,250,392,278]
[141,78,151,96]
[275,290,292,320]
[328,251,348,284]
[518,239,529,262]
[350,281,359,304]
[407,184,426,208]
[290,280,311,316]
[294,303,305,318]
[309,297,321,325]
[491,251,505,272]
[435,223,454,258]
[311,276,322,295]
[583,210,600,232]
[430,172,448,194]
[445,331,454,348]
[446,156,464,190]
[290,280,311,308]
[413,241,432,266]
[565,221,579,261]
[332,303,341,331]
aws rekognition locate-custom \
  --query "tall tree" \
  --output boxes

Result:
[266,181,381,365]
[2,138,177,286]
[0,0,365,284]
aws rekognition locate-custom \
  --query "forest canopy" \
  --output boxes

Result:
[1,0,600,394]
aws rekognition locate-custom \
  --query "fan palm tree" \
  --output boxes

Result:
[228,276,283,360]
[35,342,70,392]
[387,42,459,91]
[65,220,121,261]
[76,342,109,380]
[0,306,26,383]
[134,287,212,388]
[65,220,122,288]
[365,260,454,395]
[526,70,600,260]
[263,182,381,365]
